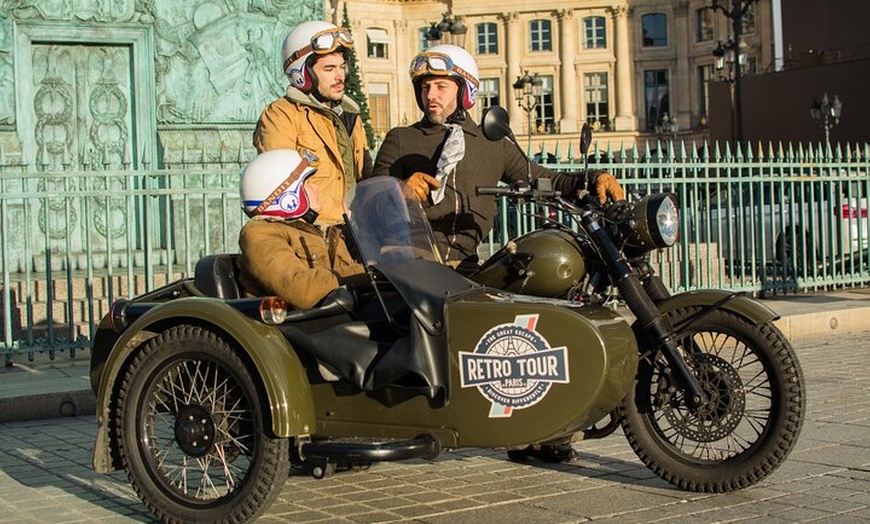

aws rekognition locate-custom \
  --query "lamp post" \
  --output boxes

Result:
[512,71,542,152]
[810,93,843,147]
[712,38,747,147]
[425,11,467,46]
[710,0,757,149]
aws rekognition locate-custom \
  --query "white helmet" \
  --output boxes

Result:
[409,44,479,111]
[281,20,354,93]
[240,149,319,220]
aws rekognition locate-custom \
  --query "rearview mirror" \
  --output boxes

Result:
[580,123,592,157]
[480,106,513,142]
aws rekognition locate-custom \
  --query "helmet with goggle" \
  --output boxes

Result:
[240,149,319,222]
[409,44,479,111]
[282,21,354,93]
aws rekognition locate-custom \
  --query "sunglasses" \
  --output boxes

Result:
[409,52,478,87]
[286,27,354,67]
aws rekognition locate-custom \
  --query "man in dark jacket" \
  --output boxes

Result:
[372,44,623,274]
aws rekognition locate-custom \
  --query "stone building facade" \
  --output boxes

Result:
[333,0,775,149]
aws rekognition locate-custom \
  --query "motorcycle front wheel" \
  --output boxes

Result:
[115,325,290,523]
[620,307,805,492]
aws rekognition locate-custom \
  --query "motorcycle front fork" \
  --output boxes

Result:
[581,212,709,410]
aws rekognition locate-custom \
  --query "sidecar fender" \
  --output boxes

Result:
[93,298,314,456]
[655,290,779,325]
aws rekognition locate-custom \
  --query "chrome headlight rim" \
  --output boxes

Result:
[626,193,679,251]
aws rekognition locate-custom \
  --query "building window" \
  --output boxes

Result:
[366,28,389,59]
[535,75,556,132]
[743,4,756,32]
[478,78,500,111]
[369,83,390,140]
[418,27,431,51]
[641,13,668,47]
[698,65,713,124]
[584,72,609,130]
[476,23,498,54]
[583,16,606,49]
[530,19,552,52]
[644,69,670,130]
[696,8,714,42]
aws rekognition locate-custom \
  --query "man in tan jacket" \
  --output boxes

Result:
[238,21,371,309]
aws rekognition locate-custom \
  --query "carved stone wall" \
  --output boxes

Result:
[0,0,323,167]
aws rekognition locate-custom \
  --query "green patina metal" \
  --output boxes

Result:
[0,0,322,169]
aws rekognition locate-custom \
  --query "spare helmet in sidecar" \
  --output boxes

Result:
[239,149,319,220]
[348,177,443,266]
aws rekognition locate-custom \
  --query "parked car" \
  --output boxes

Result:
[688,176,868,275]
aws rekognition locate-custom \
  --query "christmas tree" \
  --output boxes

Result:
[341,3,376,147]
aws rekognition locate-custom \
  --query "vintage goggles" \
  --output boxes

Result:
[287,27,354,65]
[409,52,478,87]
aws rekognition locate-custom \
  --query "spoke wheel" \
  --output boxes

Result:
[620,308,805,492]
[115,325,289,523]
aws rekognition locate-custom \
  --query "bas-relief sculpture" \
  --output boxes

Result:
[0,0,321,268]
[0,0,321,128]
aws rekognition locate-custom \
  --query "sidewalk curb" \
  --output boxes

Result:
[773,305,870,340]
[0,389,95,423]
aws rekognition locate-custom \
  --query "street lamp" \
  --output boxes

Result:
[425,11,467,46]
[713,38,748,147]
[512,71,542,151]
[710,0,758,149]
[810,93,843,146]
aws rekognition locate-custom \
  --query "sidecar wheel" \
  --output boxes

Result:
[115,325,290,523]
[620,308,805,492]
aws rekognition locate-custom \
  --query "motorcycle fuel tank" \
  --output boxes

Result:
[472,229,586,297]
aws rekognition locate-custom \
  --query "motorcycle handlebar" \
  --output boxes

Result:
[475,186,559,198]
[475,186,514,196]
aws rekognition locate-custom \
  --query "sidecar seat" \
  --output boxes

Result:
[194,254,242,299]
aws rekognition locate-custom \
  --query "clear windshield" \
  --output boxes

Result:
[347,177,443,266]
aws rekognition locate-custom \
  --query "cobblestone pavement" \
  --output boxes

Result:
[1,331,868,524]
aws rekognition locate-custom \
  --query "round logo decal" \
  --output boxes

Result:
[459,314,569,418]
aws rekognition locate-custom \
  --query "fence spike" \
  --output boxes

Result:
[566,141,574,162]
[142,144,151,169]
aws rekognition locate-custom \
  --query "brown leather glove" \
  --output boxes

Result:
[593,172,624,205]
[403,172,441,201]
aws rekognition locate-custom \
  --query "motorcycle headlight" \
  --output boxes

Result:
[625,193,679,252]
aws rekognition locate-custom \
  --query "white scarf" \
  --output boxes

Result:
[431,123,465,205]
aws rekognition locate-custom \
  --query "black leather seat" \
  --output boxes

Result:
[194,254,242,299]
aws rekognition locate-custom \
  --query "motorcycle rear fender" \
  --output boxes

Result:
[655,289,780,325]
[93,298,315,467]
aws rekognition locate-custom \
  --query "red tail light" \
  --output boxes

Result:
[840,204,868,219]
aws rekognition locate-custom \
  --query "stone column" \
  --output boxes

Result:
[500,12,524,130]
[557,9,579,133]
[610,5,636,131]
[674,2,692,129]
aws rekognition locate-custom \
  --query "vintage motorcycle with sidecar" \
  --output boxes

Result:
[89,108,805,524]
